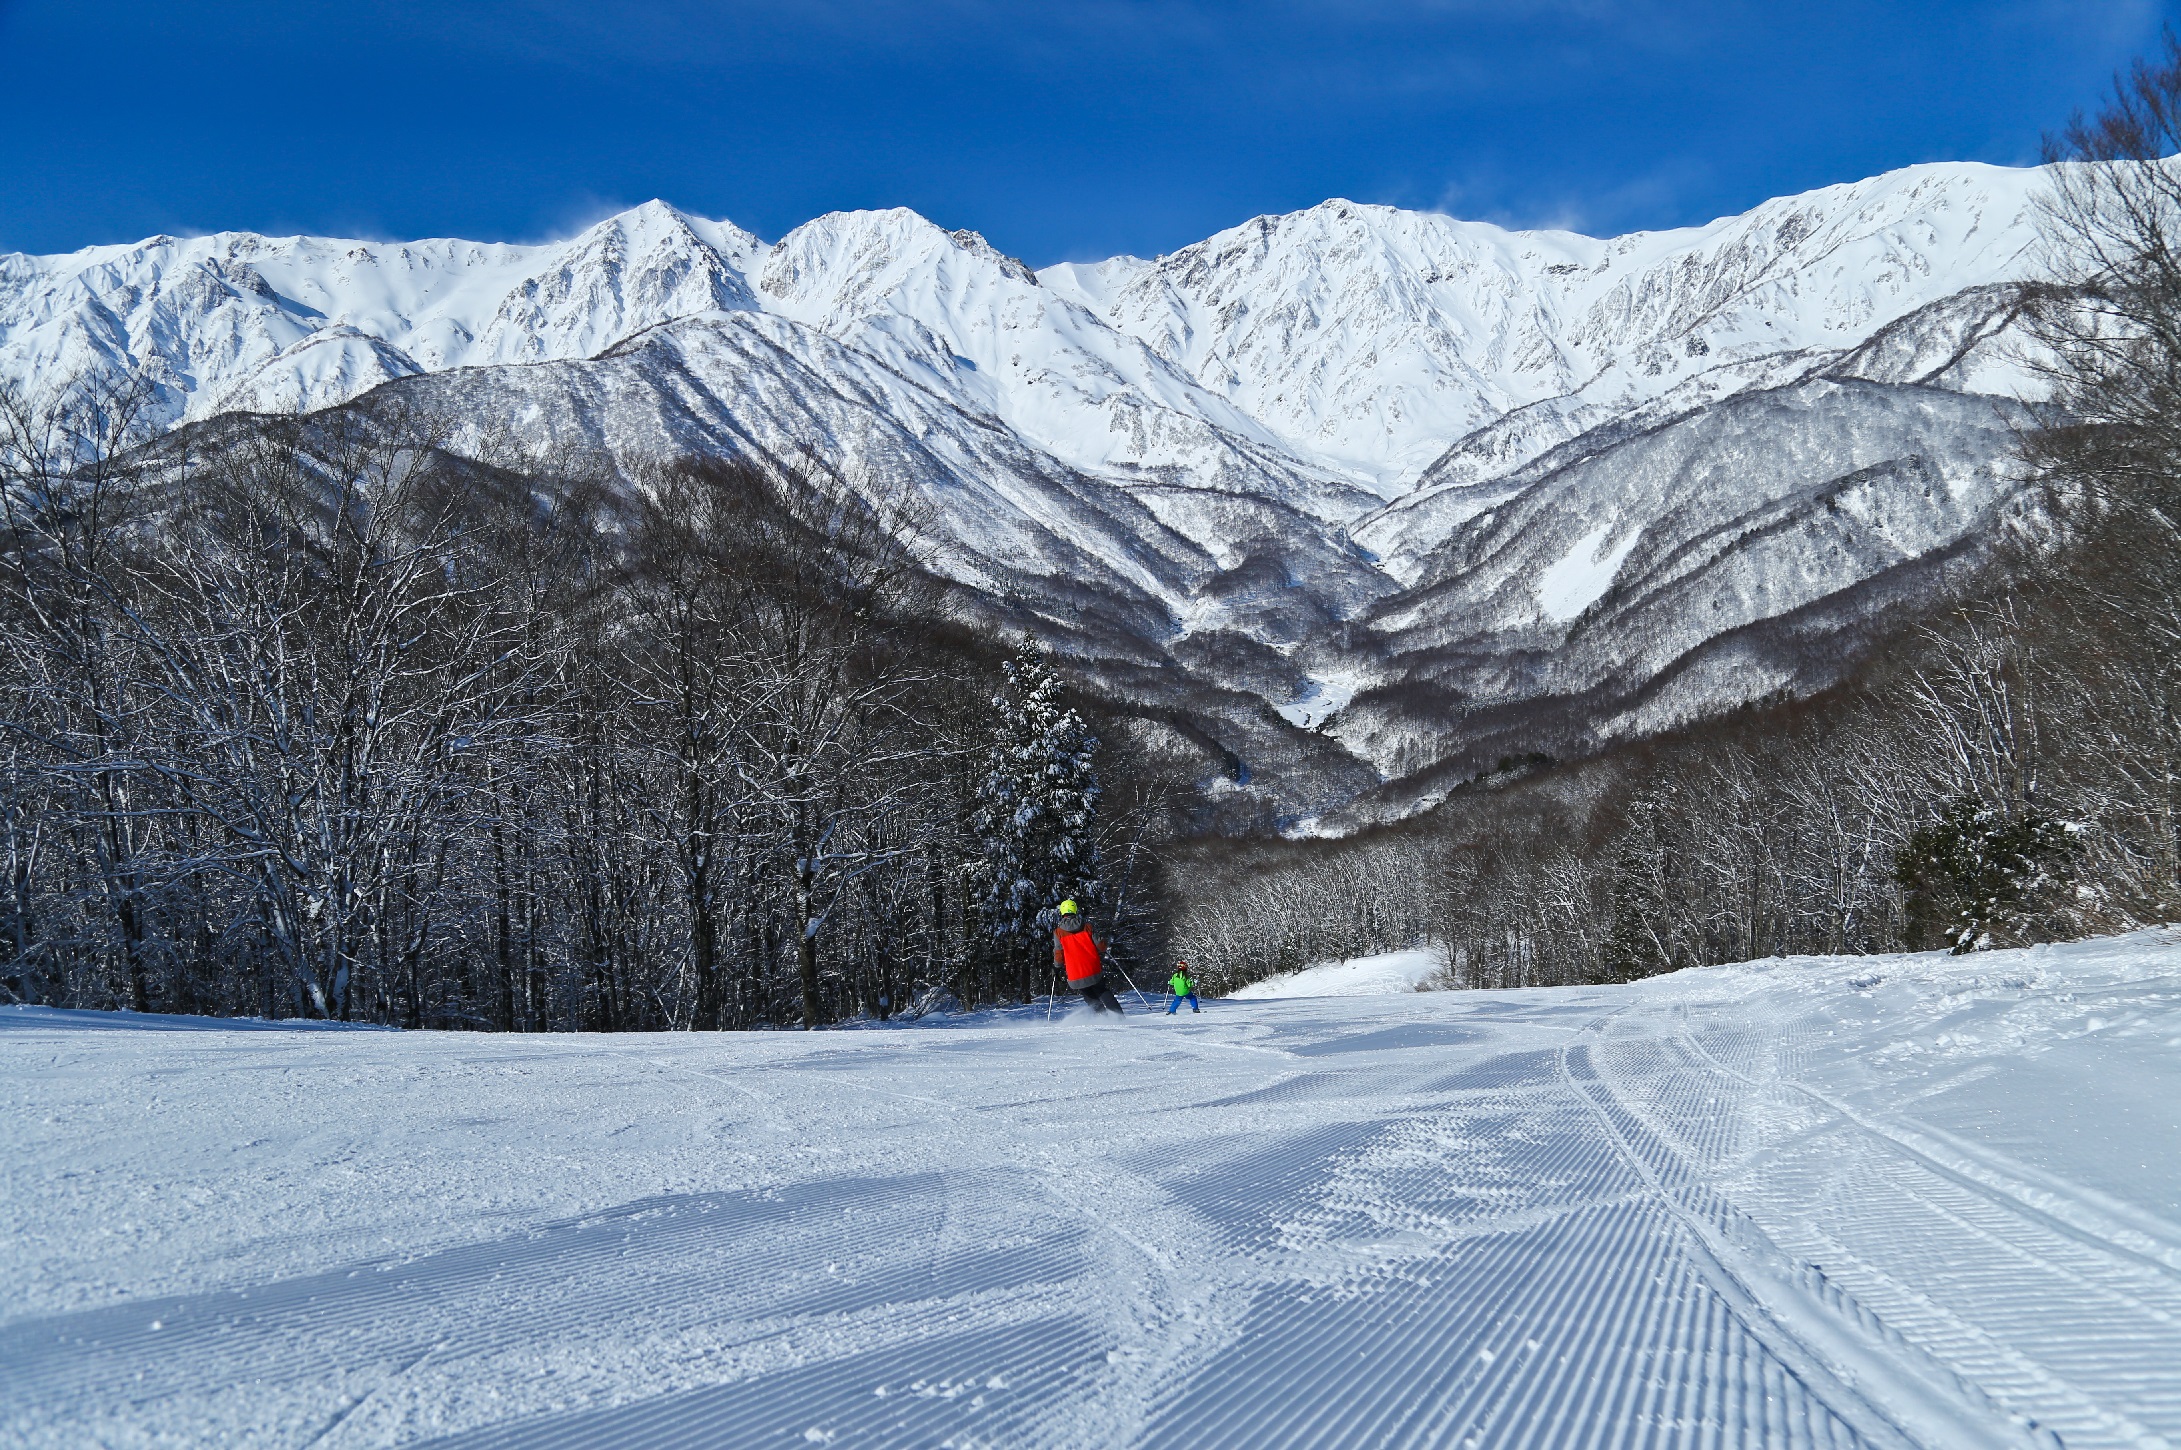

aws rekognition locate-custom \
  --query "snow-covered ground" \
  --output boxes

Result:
[1229,947,1445,999]
[7,931,2180,1447]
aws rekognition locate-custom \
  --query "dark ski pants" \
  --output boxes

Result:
[1074,977,1125,1014]
[1166,993,1199,1014]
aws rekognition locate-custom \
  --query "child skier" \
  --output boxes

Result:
[1166,962,1200,1014]
[1054,900,1125,1014]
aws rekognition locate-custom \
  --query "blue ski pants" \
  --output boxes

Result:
[1166,993,1199,1014]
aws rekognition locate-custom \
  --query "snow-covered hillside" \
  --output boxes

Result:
[6,930,2177,1446]
[0,163,2063,819]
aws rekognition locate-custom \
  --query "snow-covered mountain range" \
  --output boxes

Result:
[0,162,2058,827]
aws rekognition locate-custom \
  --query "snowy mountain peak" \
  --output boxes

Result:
[754,208,1045,331]
[1060,199,1604,482]
[946,226,1040,285]
[558,199,764,274]
[0,200,773,423]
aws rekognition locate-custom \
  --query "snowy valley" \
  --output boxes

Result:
[0,163,2057,824]
[6,930,2177,1446]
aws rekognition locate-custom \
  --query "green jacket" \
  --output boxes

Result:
[1170,972,1192,995]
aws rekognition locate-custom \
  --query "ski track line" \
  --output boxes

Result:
[1660,1013,2181,1447]
[301,1346,436,1450]
[1685,1020,2181,1280]
[1781,1197,2173,1450]
[1558,1030,2030,1450]
[1758,1134,2181,1448]
[1592,1030,2115,1448]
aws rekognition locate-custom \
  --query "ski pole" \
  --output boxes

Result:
[1111,959,1154,1010]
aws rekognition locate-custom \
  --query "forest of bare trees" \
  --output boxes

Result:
[0,391,1178,1028]
[1171,570,2174,995]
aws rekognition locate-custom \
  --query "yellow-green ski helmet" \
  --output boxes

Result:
[1057,899,1079,915]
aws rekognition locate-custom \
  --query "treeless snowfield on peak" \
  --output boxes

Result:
[6,932,2181,1447]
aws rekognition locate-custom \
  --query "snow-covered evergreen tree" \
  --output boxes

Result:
[1896,796,2080,952]
[974,647,1100,983]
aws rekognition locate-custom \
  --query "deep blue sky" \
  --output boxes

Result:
[1,1,2170,264]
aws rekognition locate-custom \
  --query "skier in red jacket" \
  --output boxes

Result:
[1054,900,1124,1014]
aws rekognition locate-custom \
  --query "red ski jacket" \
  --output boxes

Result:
[1056,922,1103,983]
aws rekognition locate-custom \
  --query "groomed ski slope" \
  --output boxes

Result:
[1231,946,1447,999]
[5,932,2179,1448]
